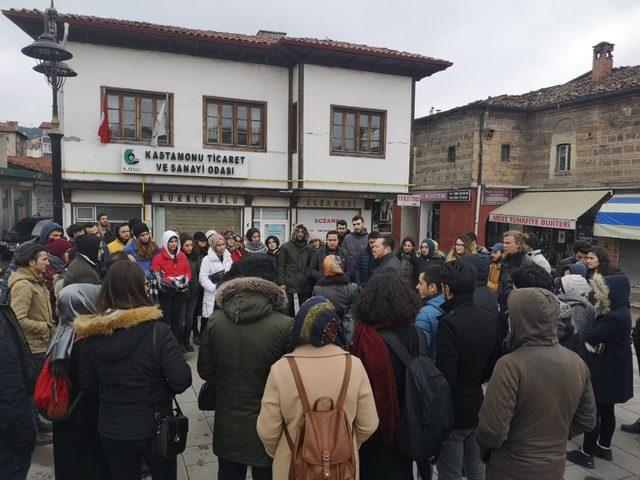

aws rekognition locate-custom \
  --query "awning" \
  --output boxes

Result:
[488,190,610,230]
[594,194,640,239]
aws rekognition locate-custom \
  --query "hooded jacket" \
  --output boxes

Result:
[197,277,292,468]
[585,274,634,404]
[151,231,191,281]
[342,229,369,281]
[199,247,233,318]
[414,293,445,360]
[75,306,192,440]
[477,288,596,480]
[8,267,54,354]
[276,225,313,293]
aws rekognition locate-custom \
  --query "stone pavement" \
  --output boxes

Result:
[27,348,640,479]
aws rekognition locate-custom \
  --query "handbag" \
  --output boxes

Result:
[33,356,70,421]
[151,322,189,458]
[197,381,216,411]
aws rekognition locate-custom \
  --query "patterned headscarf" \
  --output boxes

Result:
[290,296,345,348]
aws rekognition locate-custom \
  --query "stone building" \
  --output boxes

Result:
[409,42,640,281]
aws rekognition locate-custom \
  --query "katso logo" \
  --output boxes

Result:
[124,149,139,165]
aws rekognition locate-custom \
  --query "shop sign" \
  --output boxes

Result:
[299,198,364,209]
[396,194,421,207]
[121,147,249,178]
[152,192,245,206]
[482,188,511,205]
[417,189,471,202]
[297,208,359,237]
[489,213,576,230]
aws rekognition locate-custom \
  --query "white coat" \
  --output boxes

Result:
[199,247,233,318]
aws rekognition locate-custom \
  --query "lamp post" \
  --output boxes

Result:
[21,1,76,226]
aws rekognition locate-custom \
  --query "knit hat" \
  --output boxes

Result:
[205,230,216,240]
[132,222,150,238]
[401,236,416,247]
[193,231,207,243]
[47,237,73,260]
[322,255,343,277]
[525,232,541,250]
[491,242,504,253]
[246,227,260,242]
[208,231,224,249]
[561,274,591,298]
[290,296,344,348]
[75,234,102,264]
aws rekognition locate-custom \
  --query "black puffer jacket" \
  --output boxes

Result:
[75,305,192,440]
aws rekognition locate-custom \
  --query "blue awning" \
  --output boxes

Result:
[594,194,640,240]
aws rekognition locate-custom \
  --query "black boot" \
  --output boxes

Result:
[567,449,595,469]
[621,418,640,434]
[594,444,613,461]
[183,330,194,352]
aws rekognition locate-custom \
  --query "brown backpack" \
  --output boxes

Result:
[283,354,356,480]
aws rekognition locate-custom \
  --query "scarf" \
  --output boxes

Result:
[351,320,400,446]
[244,240,268,254]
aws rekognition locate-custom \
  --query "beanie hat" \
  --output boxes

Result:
[132,222,150,238]
[401,236,416,247]
[491,242,504,253]
[75,234,102,264]
[290,296,344,348]
[322,255,344,277]
[526,232,541,250]
[208,231,224,249]
[47,237,73,260]
[205,230,216,240]
[561,274,591,298]
[193,231,207,243]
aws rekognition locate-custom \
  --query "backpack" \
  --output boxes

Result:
[34,356,70,420]
[379,326,453,463]
[283,355,356,480]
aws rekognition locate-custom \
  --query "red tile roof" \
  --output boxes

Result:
[8,155,52,175]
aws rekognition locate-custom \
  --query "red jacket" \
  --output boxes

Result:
[151,248,191,280]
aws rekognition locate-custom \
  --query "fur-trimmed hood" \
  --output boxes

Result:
[73,305,163,337]
[590,273,611,316]
[590,273,630,316]
[215,276,286,324]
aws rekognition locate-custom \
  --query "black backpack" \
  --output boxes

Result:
[379,326,453,463]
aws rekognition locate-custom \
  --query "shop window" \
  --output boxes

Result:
[556,144,571,172]
[331,106,385,157]
[447,145,456,163]
[253,207,289,243]
[501,144,511,163]
[74,205,142,224]
[204,97,266,150]
[104,88,172,145]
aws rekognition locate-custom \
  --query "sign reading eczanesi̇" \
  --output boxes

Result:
[121,147,248,178]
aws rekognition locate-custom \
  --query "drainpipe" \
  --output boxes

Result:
[474,110,489,236]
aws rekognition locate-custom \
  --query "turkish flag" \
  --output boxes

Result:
[98,96,110,143]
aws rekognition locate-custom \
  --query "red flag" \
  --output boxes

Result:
[98,96,110,143]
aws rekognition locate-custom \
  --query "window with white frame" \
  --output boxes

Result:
[556,144,571,172]
[74,205,142,224]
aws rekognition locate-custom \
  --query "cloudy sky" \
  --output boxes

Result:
[1,0,639,127]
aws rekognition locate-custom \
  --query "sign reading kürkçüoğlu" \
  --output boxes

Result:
[121,147,249,178]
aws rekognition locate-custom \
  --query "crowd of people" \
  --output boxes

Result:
[0,213,637,480]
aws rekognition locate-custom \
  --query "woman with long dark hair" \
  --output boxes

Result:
[179,233,201,352]
[396,236,417,284]
[446,234,475,262]
[124,223,159,280]
[350,274,422,480]
[586,246,615,279]
[265,235,280,260]
[74,260,191,480]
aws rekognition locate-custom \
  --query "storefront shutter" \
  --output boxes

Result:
[164,206,241,235]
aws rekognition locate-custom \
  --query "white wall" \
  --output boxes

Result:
[62,42,289,190]
[302,64,412,193]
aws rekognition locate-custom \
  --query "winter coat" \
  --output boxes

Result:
[557,291,596,343]
[342,230,369,281]
[436,293,500,429]
[183,255,202,300]
[312,275,357,319]
[197,277,293,468]
[460,253,499,315]
[0,304,36,396]
[151,234,191,282]
[75,306,192,440]
[354,245,374,287]
[498,251,535,311]
[487,263,501,294]
[199,248,233,318]
[277,227,314,294]
[414,293,445,360]
[8,267,54,354]
[107,238,128,254]
[477,288,596,480]
[124,241,160,280]
[414,253,445,273]
[398,251,417,284]
[0,331,35,464]
[257,344,379,480]
[529,249,552,274]
[371,252,403,279]
[309,246,344,282]
[63,254,100,288]
[585,274,634,404]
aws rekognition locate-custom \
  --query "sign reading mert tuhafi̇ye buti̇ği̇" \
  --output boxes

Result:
[120,147,249,178]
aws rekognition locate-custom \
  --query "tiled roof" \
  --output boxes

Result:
[4,8,451,69]
[469,66,640,110]
[8,155,52,175]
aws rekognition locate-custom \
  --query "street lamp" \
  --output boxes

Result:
[21,1,76,226]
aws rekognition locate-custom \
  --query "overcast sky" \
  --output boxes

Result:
[2,0,640,127]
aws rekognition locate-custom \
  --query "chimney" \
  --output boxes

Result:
[592,42,614,80]
[256,30,287,40]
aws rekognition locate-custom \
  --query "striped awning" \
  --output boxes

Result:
[594,194,640,240]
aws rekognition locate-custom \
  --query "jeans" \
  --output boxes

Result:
[218,458,272,480]
[436,428,485,480]
[285,291,310,317]
[0,454,31,480]
[583,402,616,453]
[158,294,186,345]
[100,436,176,480]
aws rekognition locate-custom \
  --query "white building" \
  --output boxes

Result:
[6,8,451,241]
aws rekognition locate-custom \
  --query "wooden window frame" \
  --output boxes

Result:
[501,144,511,163]
[101,86,173,146]
[329,105,386,158]
[556,143,571,172]
[447,145,456,163]
[290,102,298,154]
[202,96,267,152]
